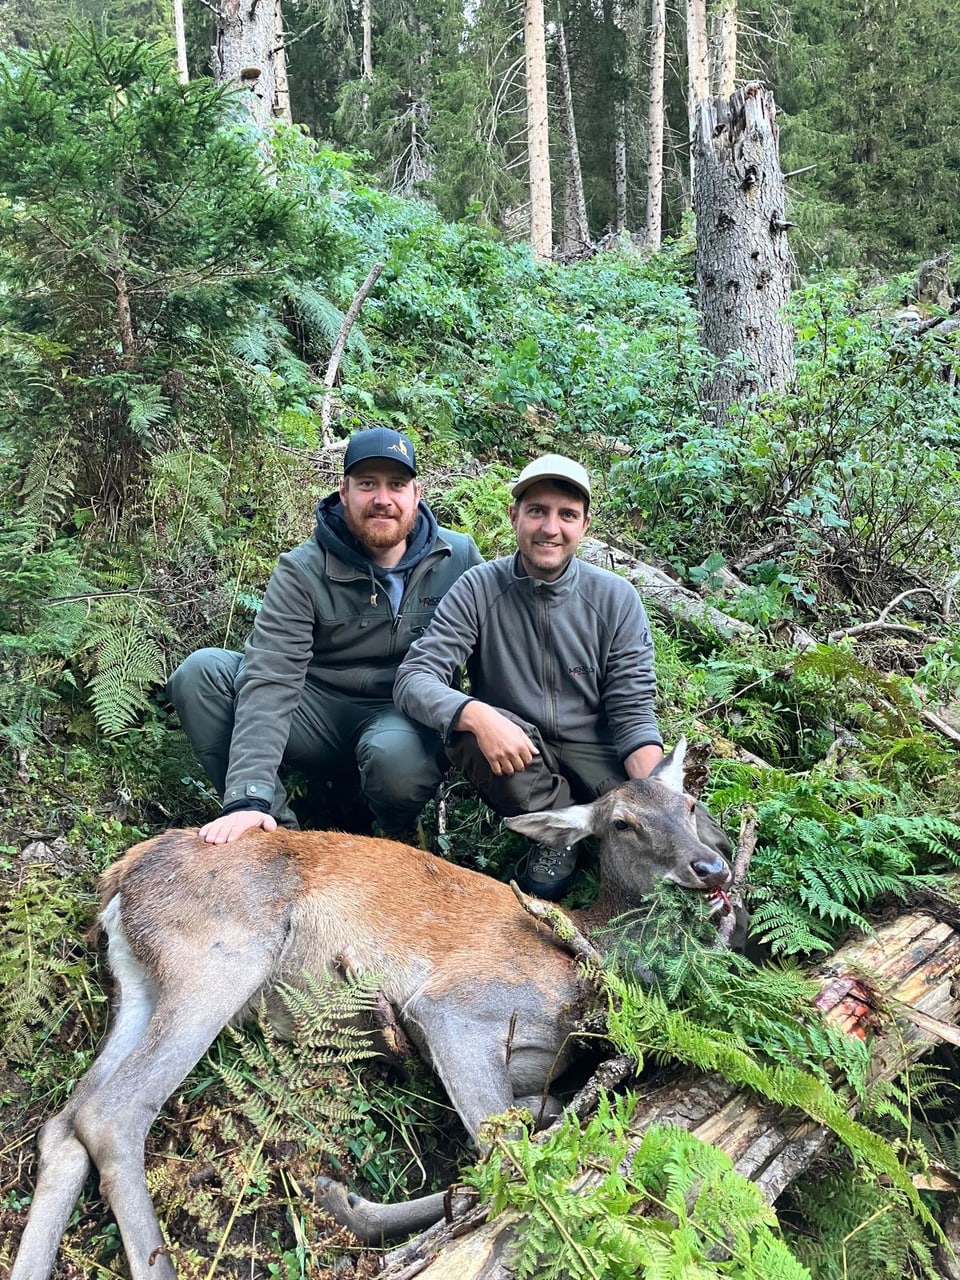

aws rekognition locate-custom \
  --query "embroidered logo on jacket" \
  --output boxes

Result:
[568,664,596,677]
[420,595,443,607]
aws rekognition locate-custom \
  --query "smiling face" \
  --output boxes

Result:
[340,461,423,566]
[510,479,590,581]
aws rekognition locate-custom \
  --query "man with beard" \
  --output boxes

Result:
[168,428,482,844]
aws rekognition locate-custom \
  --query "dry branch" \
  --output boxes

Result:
[320,262,384,442]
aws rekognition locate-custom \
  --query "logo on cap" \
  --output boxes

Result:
[390,440,411,460]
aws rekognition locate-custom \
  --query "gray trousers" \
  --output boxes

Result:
[167,648,446,834]
[447,708,732,860]
[447,710,622,816]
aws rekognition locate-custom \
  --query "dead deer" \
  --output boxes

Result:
[10,739,731,1279]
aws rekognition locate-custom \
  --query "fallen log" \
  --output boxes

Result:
[580,535,960,755]
[377,909,960,1279]
[577,536,759,644]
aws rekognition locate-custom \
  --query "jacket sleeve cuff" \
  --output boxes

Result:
[443,697,475,744]
[223,779,275,809]
[222,797,272,816]
[620,737,664,761]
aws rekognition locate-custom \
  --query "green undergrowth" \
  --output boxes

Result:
[470,1099,811,1280]
[1,29,960,1277]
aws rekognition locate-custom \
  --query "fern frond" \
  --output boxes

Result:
[148,449,226,554]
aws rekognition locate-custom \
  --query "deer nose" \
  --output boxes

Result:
[691,855,732,888]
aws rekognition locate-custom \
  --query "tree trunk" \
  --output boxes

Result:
[524,0,553,261]
[611,0,627,233]
[211,0,286,127]
[643,0,666,248]
[693,82,795,422]
[685,0,710,192]
[709,0,737,98]
[555,21,589,257]
[379,909,960,1279]
[361,0,373,80]
[172,0,189,83]
[274,0,292,125]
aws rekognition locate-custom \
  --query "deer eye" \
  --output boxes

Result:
[613,819,631,832]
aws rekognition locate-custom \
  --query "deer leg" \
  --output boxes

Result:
[315,1180,455,1245]
[71,961,275,1280]
[11,924,159,1280]
[315,1004,518,1245]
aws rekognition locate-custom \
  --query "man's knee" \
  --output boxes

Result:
[447,733,571,817]
[358,723,444,816]
[167,648,241,712]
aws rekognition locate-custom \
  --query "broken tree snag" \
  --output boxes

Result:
[377,911,960,1279]
[693,82,796,423]
[320,261,384,442]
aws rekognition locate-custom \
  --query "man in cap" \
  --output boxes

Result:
[394,452,667,899]
[168,427,482,844]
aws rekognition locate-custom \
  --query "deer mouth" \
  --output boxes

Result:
[707,886,733,914]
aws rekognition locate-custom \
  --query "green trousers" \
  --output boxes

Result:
[167,647,445,834]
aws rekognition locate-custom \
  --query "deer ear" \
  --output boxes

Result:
[651,735,686,793]
[504,803,596,848]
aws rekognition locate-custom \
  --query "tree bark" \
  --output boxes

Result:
[643,0,666,249]
[709,0,737,98]
[172,0,189,83]
[274,0,292,126]
[379,910,960,1279]
[611,0,628,233]
[524,0,553,261]
[685,0,710,192]
[693,82,795,422]
[361,0,373,80]
[211,0,286,127]
[555,22,590,258]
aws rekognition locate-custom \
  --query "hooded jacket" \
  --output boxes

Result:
[222,494,482,811]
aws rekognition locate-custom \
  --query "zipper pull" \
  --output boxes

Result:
[392,613,402,633]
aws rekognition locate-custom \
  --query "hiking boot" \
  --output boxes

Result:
[517,843,577,901]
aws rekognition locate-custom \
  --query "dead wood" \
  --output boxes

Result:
[714,806,757,949]
[320,262,384,442]
[580,533,960,754]
[509,881,604,966]
[577,537,759,643]
[377,911,960,1279]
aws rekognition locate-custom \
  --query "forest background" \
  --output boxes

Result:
[1,0,960,1277]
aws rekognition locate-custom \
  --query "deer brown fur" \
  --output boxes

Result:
[10,739,731,1279]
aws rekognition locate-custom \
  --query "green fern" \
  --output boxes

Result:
[148,449,226,554]
[787,1170,938,1280]
[82,594,170,735]
[425,465,516,558]
[287,280,373,368]
[0,863,102,1071]
[708,763,960,955]
[469,1096,811,1280]
[16,435,77,543]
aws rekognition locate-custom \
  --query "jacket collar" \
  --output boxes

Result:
[510,549,580,599]
[324,529,453,582]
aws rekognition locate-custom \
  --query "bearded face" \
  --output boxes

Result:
[340,463,422,562]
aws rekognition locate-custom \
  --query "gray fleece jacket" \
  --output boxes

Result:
[393,551,662,759]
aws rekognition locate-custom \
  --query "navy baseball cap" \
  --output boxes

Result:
[343,427,417,476]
